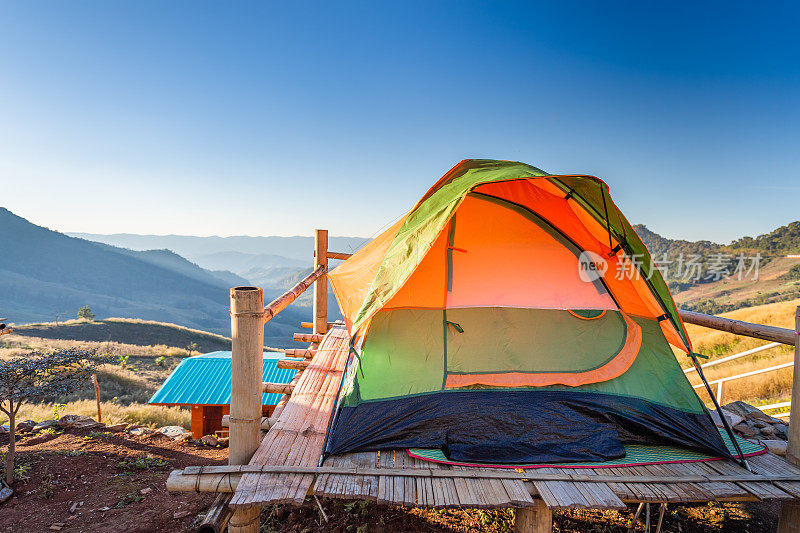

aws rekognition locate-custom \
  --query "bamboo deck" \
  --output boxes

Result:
[229,325,800,510]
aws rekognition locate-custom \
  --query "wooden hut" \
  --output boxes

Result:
[149,351,298,438]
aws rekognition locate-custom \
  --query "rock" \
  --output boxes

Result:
[33,420,59,432]
[763,440,788,456]
[129,427,154,436]
[200,435,218,446]
[709,409,744,428]
[760,425,776,436]
[216,437,229,448]
[0,485,12,504]
[733,422,758,437]
[724,401,765,419]
[16,420,37,432]
[775,423,789,439]
[49,524,64,531]
[174,433,192,443]
[69,501,83,513]
[58,415,102,430]
[158,426,190,438]
[746,410,779,424]
[752,419,769,429]
[173,511,191,519]
[105,423,127,432]
[139,487,152,495]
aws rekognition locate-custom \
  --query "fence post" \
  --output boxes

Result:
[778,305,800,533]
[716,381,725,405]
[229,286,264,533]
[313,229,329,336]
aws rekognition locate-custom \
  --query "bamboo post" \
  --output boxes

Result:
[514,501,552,533]
[778,306,800,533]
[313,229,328,336]
[228,286,263,533]
[92,374,102,423]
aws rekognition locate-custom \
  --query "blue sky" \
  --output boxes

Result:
[1,2,798,242]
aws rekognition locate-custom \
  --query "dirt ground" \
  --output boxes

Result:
[0,428,783,532]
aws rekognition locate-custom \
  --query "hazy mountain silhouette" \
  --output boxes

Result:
[0,207,306,339]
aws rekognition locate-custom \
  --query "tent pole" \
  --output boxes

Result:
[691,355,749,470]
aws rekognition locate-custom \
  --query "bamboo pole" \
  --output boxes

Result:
[222,415,277,431]
[229,286,263,533]
[166,470,241,492]
[293,333,324,343]
[326,251,352,260]
[313,229,328,335]
[679,309,796,346]
[514,500,551,533]
[277,359,310,370]
[263,266,325,324]
[92,374,102,423]
[262,382,295,395]
[197,493,233,533]
[300,321,332,331]
[283,348,317,359]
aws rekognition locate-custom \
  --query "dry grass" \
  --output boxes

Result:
[0,399,190,429]
[0,330,192,428]
[677,298,800,408]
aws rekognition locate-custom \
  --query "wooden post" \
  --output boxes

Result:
[92,374,102,423]
[313,229,328,336]
[229,286,264,533]
[778,306,800,533]
[514,501,552,532]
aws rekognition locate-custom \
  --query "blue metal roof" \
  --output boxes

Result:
[149,351,299,406]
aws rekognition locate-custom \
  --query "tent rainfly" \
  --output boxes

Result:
[323,159,732,465]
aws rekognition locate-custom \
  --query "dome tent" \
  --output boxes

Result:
[324,159,731,465]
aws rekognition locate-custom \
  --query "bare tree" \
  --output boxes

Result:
[0,348,110,484]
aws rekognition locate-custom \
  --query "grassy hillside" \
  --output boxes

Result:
[636,222,800,314]
[678,298,800,409]
[11,318,232,353]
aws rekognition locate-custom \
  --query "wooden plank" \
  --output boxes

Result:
[705,458,795,500]
[230,326,350,507]
[183,463,800,484]
[750,453,800,498]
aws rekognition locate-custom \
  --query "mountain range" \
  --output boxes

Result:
[3,205,799,339]
[0,208,307,343]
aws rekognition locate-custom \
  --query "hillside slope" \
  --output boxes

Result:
[635,222,800,313]
[0,208,307,339]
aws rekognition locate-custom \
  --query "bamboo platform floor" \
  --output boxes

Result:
[230,325,800,510]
